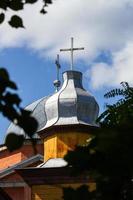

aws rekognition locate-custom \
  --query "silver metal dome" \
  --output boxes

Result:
[6,96,49,138]
[6,70,99,138]
[43,70,99,130]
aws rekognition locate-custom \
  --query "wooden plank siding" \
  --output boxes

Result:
[32,183,96,200]
[44,132,91,161]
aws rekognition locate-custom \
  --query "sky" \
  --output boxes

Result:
[0,0,133,143]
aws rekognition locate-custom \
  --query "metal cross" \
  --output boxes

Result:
[60,37,84,70]
[55,54,61,81]
[54,54,61,92]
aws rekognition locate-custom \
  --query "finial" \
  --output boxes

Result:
[53,54,61,92]
[60,37,84,70]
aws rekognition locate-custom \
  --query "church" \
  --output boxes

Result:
[0,38,99,200]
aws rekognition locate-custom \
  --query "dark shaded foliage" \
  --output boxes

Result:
[8,15,24,28]
[64,82,133,200]
[0,0,55,151]
[62,185,92,200]
[8,0,24,11]
[5,133,25,151]
[98,82,133,126]
[0,68,38,152]
[0,0,53,28]
[0,13,5,24]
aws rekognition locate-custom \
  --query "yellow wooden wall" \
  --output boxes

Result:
[44,132,91,161]
[32,183,96,200]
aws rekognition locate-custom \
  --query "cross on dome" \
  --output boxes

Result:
[53,54,61,92]
[55,54,61,81]
[60,37,84,70]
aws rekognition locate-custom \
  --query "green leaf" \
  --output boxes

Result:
[8,0,23,11]
[0,68,9,80]
[0,13,5,24]
[5,133,24,152]
[40,8,47,14]
[0,84,6,94]
[63,185,90,200]
[7,80,17,90]
[20,108,31,115]
[45,0,52,4]
[19,116,38,135]
[0,68,17,90]
[2,105,18,121]
[18,109,38,135]
[25,0,38,3]
[0,0,8,10]
[8,15,24,28]
[4,92,21,106]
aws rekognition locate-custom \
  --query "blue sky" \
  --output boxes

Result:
[0,0,133,143]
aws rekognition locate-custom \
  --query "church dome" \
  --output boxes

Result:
[42,70,99,130]
[6,96,49,138]
[6,70,99,138]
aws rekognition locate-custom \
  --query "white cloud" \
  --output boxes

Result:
[90,42,133,89]
[1,0,133,87]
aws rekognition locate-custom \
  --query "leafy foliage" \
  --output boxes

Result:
[8,0,24,11]
[62,185,92,200]
[97,82,133,126]
[8,15,24,28]
[0,68,38,152]
[64,82,133,200]
[5,133,25,151]
[0,0,53,28]
[0,13,5,24]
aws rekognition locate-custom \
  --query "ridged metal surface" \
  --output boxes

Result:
[43,70,99,130]
[6,96,49,138]
[6,70,99,138]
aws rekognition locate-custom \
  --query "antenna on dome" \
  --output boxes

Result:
[53,54,61,92]
[60,37,84,70]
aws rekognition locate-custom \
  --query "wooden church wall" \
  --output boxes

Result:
[44,132,91,161]
[32,183,96,200]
